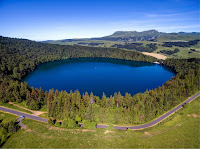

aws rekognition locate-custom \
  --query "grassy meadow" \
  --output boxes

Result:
[1,96,200,148]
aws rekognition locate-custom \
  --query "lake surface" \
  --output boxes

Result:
[22,58,175,97]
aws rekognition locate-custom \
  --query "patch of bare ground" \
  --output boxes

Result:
[142,52,167,60]
[21,125,28,129]
[48,126,96,132]
[76,129,96,132]
[104,130,115,134]
[26,128,32,132]
[142,123,182,138]
[193,51,200,55]
[187,114,200,118]
[8,102,47,116]
[144,132,151,136]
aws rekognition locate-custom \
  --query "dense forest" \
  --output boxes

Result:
[0,36,199,126]
[111,43,157,52]
[159,48,180,55]
[162,39,200,47]
[77,42,104,46]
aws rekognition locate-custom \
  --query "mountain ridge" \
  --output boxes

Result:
[42,30,200,43]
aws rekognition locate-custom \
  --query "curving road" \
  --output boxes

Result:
[0,107,47,123]
[0,91,200,130]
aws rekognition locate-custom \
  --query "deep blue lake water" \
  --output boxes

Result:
[22,58,175,97]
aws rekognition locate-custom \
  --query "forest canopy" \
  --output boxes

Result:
[0,36,199,125]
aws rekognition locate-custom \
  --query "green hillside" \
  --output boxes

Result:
[43,30,200,59]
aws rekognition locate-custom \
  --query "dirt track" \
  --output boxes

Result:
[142,52,167,60]
[8,102,47,116]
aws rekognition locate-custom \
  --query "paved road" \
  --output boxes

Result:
[0,107,47,123]
[0,91,200,130]
[81,91,200,130]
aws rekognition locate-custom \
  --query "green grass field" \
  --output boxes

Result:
[2,96,200,148]
[157,35,200,43]
[154,45,200,59]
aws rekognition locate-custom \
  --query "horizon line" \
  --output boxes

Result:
[1,29,200,42]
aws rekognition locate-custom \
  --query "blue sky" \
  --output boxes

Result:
[0,0,199,41]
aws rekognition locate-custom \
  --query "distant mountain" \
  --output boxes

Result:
[91,29,166,42]
[109,30,163,37]
[43,30,200,43]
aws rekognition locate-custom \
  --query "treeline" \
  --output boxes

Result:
[77,42,104,46]
[111,43,157,52]
[159,48,180,55]
[0,36,199,126]
[190,49,196,52]
[161,58,200,73]
[0,79,47,110]
[162,39,200,47]
[0,36,157,80]
[111,43,143,48]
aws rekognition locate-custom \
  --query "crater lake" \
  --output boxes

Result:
[22,58,175,97]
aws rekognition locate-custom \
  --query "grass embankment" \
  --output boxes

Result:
[2,97,200,148]
[0,102,32,114]
[0,101,48,117]
[0,111,18,123]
